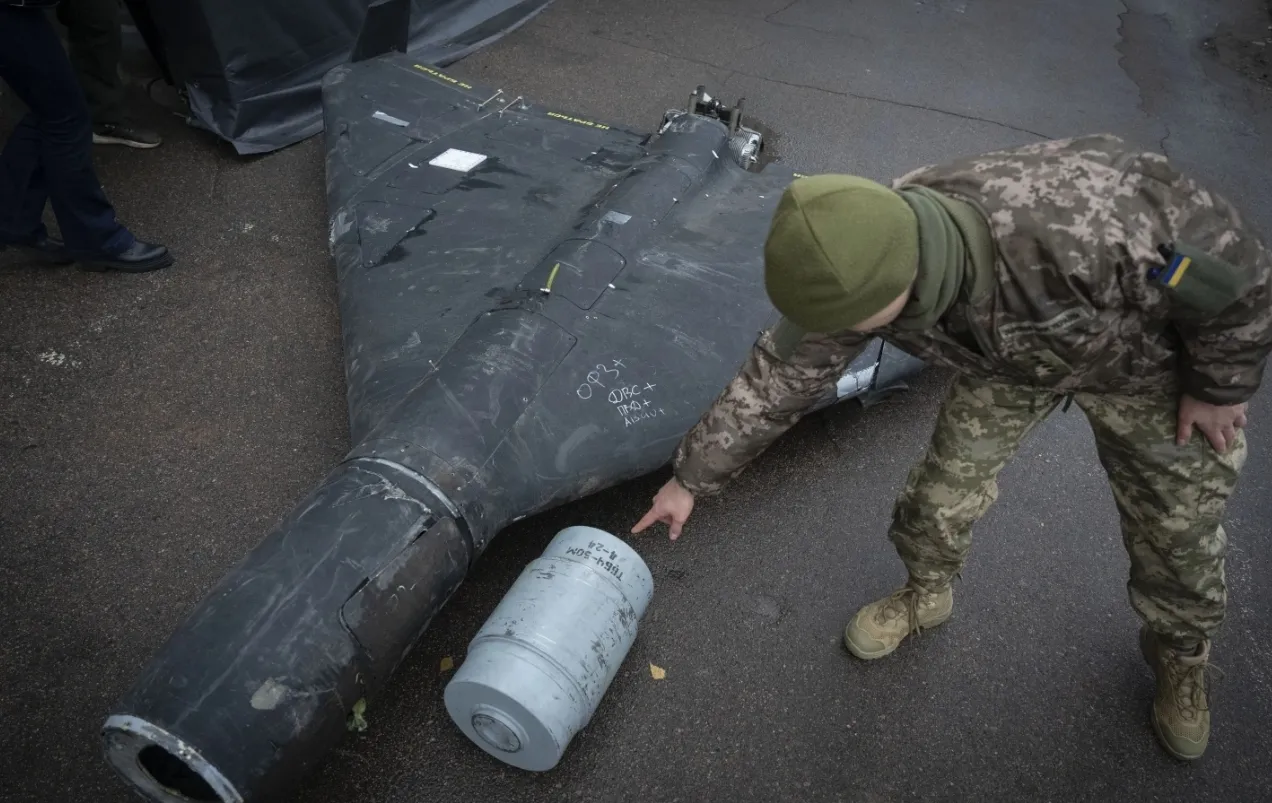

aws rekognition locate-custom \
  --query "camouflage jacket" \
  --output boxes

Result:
[673,135,1272,495]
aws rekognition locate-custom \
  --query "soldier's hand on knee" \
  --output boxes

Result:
[1177,394,1249,453]
[632,478,696,541]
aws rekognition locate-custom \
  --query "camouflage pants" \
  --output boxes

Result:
[890,375,1247,647]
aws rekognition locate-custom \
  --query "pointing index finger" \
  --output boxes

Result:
[632,506,664,534]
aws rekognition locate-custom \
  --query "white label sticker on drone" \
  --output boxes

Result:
[602,211,631,225]
[372,111,409,127]
[429,148,488,172]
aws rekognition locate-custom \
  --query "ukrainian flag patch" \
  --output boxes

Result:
[1158,253,1192,288]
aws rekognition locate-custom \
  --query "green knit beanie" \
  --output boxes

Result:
[763,175,919,333]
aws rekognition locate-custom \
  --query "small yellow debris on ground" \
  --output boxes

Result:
[347,698,369,732]
[649,663,666,680]
[440,656,455,673]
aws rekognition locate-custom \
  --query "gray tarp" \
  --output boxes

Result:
[129,0,554,154]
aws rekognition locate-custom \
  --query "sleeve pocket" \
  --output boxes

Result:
[1155,242,1255,316]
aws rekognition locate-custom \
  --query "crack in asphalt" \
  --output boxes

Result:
[759,0,872,42]
[1115,0,1174,148]
[585,32,1050,139]
[763,0,803,23]
[761,17,873,42]
[1115,0,1151,116]
[756,75,1052,138]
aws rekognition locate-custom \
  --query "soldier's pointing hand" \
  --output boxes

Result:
[632,478,695,541]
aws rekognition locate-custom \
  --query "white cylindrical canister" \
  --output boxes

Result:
[444,525,654,771]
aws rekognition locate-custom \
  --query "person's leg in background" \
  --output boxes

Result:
[1078,391,1246,761]
[843,375,1059,659]
[0,4,170,271]
[0,111,66,261]
[56,0,163,149]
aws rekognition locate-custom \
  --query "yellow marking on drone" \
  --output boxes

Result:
[413,64,473,90]
[546,111,610,130]
[541,263,561,294]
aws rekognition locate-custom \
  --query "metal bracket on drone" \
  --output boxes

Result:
[660,85,765,170]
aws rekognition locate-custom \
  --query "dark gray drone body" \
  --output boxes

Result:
[101,52,921,803]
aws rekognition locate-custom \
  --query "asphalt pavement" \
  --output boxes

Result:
[3,1,1272,801]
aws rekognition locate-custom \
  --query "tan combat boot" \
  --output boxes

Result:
[1140,625,1212,761]
[843,584,953,660]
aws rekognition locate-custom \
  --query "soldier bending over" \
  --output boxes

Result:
[633,135,1271,761]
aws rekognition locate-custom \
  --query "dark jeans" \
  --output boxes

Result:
[0,4,132,254]
[58,0,125,126]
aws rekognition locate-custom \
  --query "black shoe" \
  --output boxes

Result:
[80,240,174,273]
[92,121,163,149]
[0,234,74,265]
